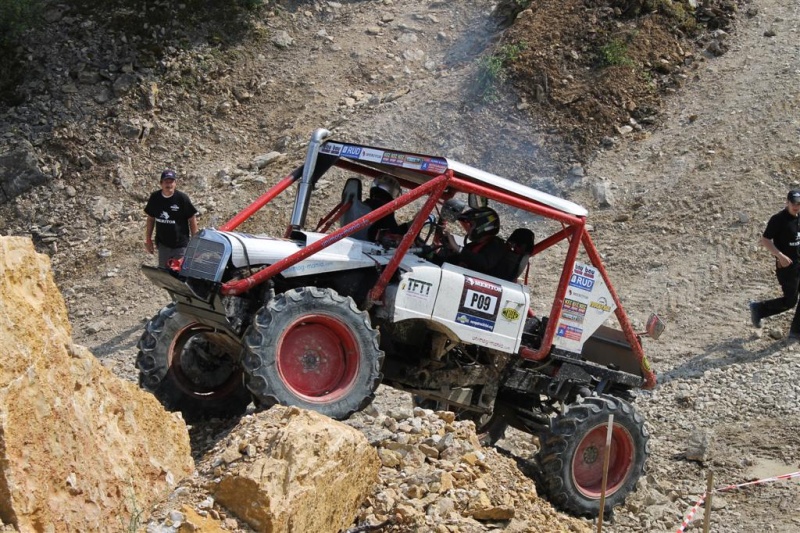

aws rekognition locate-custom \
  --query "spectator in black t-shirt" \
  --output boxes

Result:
[144,169,198,268]
[750,190,800,338]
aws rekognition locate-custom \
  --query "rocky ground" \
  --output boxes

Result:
[2,0,800,531]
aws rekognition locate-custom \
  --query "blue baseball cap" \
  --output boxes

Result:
[160,169,177,181]
[788,190,800,204]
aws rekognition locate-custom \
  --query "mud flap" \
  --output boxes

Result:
[141,265,234,334]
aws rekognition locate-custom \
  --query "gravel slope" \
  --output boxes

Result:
[2,0,799,531]
[580,0,800,530]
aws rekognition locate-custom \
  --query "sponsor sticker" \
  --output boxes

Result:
[455,276,501,331]
[557,324,583,341]
[424,161,448,174]
[382,152,406,166]
[562,298,587,322]
[360,148,385,163]
[573,263,596,279]
[283,260,332,275]
[567,288,589,301]
[403,155,424,169]
[569,273,595,291]
[320,143,342,156]
[469,335,509,350]
[403,277,433,300]
[589,299,612,312]
[501,307,520,321]
[340,145,362,158]
[455,313,496,331]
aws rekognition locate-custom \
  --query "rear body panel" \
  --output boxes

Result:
[553,261,617,354]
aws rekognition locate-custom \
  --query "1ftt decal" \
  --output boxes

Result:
[403,277,433,300]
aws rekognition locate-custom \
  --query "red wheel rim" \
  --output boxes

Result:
[276,314,360,402]
[571,422,635,498]
[168,323,243,399]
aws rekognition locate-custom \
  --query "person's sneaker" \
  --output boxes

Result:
[749,302,762,328]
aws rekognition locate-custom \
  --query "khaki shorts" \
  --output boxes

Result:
[157,243,187,269]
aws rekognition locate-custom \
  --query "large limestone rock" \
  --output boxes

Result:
[212,406,380,533]
[0,237,194,531]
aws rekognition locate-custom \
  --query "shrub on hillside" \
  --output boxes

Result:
[0,0,43,106]
[0,0,42,48]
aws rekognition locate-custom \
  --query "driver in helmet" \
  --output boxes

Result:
[364,174,409,242]
[441,206,506,276]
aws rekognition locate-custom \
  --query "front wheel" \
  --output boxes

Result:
[242,287,384,420]
[536,395,649,517]
[136,304,252,423]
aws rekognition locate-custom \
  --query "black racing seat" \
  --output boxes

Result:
[339,178,372,240]
[496,228,535,282]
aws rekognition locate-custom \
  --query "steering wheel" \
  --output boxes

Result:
[415,214,439,246]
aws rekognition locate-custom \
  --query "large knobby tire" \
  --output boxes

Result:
[242,287,384,420]
[536,395,649,517]
[136,304,252,423]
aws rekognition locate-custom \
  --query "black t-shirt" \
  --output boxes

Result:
[458,236,507,276]
[144,190,198,248]
[763,208,800,264]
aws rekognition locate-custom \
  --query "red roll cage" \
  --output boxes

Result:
[214,134,656,389]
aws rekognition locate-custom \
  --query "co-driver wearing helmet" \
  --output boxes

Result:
[364,175,409,242]
[440,206,506,276]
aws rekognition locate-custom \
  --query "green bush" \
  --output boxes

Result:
[0,0,43,48]
[599,38,634,68]
[0,0,43,105]
[475,42,528,102]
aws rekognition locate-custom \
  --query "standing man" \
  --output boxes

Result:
[750,190,800,338]
[144,169,198,268]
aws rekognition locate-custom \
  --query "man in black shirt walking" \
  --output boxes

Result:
[750,190,800,338]
[144,169,198,268]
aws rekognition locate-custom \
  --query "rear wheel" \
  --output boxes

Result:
[136,304,252,423]
[536,395,648,517]
[243,287,384,420]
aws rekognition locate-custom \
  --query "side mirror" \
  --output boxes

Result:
[441,198,466,223]
[467,194,488,209]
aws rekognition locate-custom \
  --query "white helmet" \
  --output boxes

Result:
[371,175,401,200]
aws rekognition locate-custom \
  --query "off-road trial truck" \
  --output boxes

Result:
[137,128,663,517]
